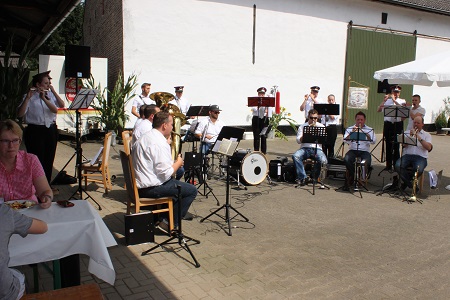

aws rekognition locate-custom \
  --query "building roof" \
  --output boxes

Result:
[0,0,81,54]
[373,0,450,16]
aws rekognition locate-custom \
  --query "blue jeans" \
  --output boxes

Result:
[344,150,372,178]
[292,147,327,180]
[138,178,197,226]
[394,154,427,188]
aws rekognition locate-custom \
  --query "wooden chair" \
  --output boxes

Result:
[122,130,132,155]
[81,132,113,193]
[119,150,174,231]
[21,283,103,300]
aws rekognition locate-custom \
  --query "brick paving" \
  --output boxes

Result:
[21,133,450,299]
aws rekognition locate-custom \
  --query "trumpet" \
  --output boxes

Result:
[410,165,420,202]
[410,127,419,137]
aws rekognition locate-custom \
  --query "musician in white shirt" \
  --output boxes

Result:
[395,116,432,191]
[131,83,156,118]
[300,86,322,122]
[195,105,225,155]
[377,85,407,171]
[131,104,160,147]
[250,87,274,154]
[342,111,376,191]
[321,94,339,158]
[169,86,191,115]
[132,112,196,231]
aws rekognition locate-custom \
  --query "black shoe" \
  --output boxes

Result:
[182,212,194,221]
[156,221,170,235]
[295,179,306,186]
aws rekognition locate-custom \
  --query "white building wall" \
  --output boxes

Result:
[122,0,450,127]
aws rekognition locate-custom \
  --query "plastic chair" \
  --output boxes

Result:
[119,150,174,231]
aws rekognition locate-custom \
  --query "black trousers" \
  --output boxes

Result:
[322,125,337,158]
[383,121,403,169]
[24,123,58,183]
[252,116,268,154]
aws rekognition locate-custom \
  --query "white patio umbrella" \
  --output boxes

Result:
[373,50,450,87]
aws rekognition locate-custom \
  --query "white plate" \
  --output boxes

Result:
[5,200,37,210]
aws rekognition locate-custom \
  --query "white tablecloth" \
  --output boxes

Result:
[8,200,117,285]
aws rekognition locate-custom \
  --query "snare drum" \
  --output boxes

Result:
[230,150,268,185]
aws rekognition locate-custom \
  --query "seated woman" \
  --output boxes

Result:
[0,119,52,208]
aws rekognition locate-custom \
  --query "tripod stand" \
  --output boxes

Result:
[338,126,374,198]
[196,142,220,205]
[67,89,101,210]
[142,185,200,267]
[376,105,409,193]
[200,146,249,236]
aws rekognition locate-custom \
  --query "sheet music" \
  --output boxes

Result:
[90,146,103,165]
[216,138,239,156]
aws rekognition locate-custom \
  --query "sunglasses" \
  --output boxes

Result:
[212,111,220,114]
[309,117,318,120]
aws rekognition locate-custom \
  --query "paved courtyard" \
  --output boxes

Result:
[22,133,450,299]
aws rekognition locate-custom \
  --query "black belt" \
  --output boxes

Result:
[384,120,402,124]
[27,123,56,127]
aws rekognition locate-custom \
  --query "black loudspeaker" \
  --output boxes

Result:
[65,45,91,78]
[377,79,391,94]
[124,212,155,246]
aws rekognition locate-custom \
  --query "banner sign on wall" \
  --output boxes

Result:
[348,87,369,109]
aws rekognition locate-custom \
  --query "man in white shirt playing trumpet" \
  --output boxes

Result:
[394,116,432,192]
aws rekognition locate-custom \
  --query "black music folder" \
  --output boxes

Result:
[124,211,155,245]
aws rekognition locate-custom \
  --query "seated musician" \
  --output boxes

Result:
[342,111,376,191]
[131,112,197,233]
[194,105,225,155]
[292,109,328,186]
[0,119,53,209]
[394,116,432,193]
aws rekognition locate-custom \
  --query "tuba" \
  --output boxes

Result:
[150,92,187,161]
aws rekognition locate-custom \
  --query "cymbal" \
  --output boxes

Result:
[149,92,175,106]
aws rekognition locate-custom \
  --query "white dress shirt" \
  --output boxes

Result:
[406,106,426,131]
[296,122,325,149]
[20,91,60,127]
[169,96,190,115]
[132,94,156,111]
[383,97,407,123]
[131,119,153,148]
[251,106,274,118]
[343,124,376,152]
[195,117,225,144]
[402,130,431,158]
[303,96,322,119]
[132,128,174,188]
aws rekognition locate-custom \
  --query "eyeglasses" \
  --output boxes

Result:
[309,117,318,120]
[0,138,21,146]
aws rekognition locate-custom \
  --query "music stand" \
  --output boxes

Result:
[297,126,330,195]
[185,106,209,152]
[248,97,275,137]
[201,128,248,236]
[378,105,409,176]
[315,104,340,158]
[67,89,102,210]
[342,127,373,198]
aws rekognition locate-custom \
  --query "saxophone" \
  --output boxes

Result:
[410,166,420,202]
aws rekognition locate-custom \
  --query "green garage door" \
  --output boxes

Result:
[343,27,416,132]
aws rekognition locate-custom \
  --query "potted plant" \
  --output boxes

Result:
[268,107,298,140]
[87,71,138,141]
[434,111,447,134]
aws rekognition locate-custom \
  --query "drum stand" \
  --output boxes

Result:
[142,185,200,267]
[200,156,249,236]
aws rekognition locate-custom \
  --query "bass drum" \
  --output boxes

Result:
[230,150,268,185]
